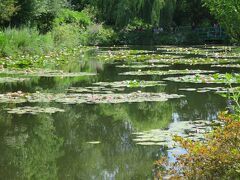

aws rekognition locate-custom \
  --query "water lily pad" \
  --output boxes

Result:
[211,64,240,68]
[67,86,124,94]
[86,141,101,144]
[93,80,165,88]
[0,91,184,104]
[119,70,215,76]
[55,92,185,104]
[0,69,96,77]
[116,64,169,69]
[0,77,30,83]
[133,120,222,147]
[5,106,65,115]
[97,49,181,62]
[179,88,197,91]
[164,73,240,84]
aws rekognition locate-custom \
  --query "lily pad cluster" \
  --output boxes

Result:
[133,120,222,147]
[0,77,30,83]
[67,86,124,94]
[93,80,165,88]
[119,69,215,76]
[211,64,240,68]
[147,57,240,65]
[0,91,184,104]
[0,69,96,77]
[5,106,65,115]
[0,46,95,69]
[158,46,240,59]
[179,86,240,94]
[164,73,240,84]
[116,64,169,69]
[97,49,182,62]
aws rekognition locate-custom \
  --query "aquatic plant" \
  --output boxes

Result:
[0,91,184,104]
[93,80,165,88]
[133,120,222,147]
[165,73,240,84]
[5,106,65,115]
[120,69,215,76]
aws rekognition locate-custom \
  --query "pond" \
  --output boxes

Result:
[0,45,239,179]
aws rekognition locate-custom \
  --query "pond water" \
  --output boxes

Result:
[0,46,239,179]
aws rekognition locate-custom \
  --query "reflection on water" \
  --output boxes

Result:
[0,46,231,179]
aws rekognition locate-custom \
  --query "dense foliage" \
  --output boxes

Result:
[0,0,239,56]
[204,0,240,42]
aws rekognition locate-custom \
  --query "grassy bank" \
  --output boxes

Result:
[0,8,117,58]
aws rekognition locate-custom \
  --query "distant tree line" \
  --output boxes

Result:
[0,0,239,41]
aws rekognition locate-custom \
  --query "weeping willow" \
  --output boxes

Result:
[159,0,176,28]
[90,0,167,27]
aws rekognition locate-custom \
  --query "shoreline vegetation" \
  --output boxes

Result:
[0,0,239,179]
[1,0,239,59]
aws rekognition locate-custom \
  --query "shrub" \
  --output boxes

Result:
[51,24,81,48]
[79,24,117,46]
[54,8,92,28]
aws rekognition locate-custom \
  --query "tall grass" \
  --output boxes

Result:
[0,28,54,56]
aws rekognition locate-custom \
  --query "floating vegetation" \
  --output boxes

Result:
[55,92,184,104]
[179,86,240,94]
[119,69,215,76]
[0,92,184,104]
[0,77,30,83]
[5,106,65,115]
[67,86,124,94]
[0,46,95,68]
[147,57,240,65]
[116,64,169,69]
[93,80,165,88]
[0,69,96,77]
[133,120,222,147]
[97,49,182,62]
[86,141,101,144]
[211,64,240,68]
[158,46,240,58]
[165,73,240,84]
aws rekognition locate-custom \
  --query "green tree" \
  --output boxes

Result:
[12,0,66,32]
[204,0,240,41]
[0,0,19,24]
[89,0,166,27]
[173,0,212,26]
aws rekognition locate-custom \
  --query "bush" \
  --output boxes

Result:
[54,9,92,28]
[51,24,81,49]
[79,24,117,46]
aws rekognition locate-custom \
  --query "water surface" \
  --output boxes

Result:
[0,46,238,179]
